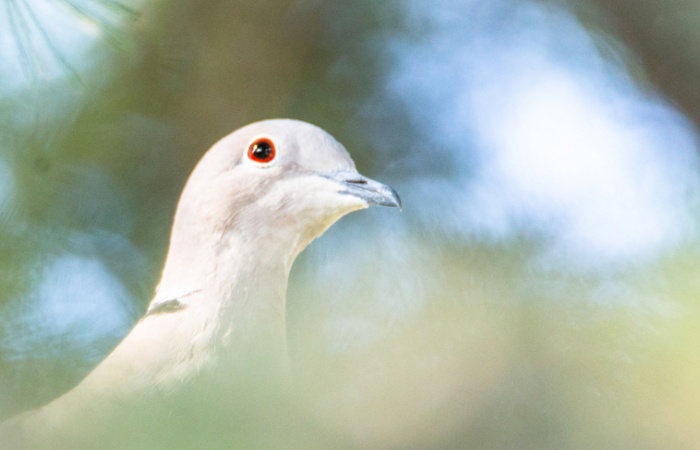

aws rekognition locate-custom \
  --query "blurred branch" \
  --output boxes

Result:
[581,0,700,128]
[57,0,136,48]
[14,0,81,83]
[6,0,40,82]
[4,0,139,86]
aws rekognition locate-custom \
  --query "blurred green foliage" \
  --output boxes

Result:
[2,0,700,448]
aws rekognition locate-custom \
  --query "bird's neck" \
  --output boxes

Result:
[147,216,304,381]
[15,231,296,440]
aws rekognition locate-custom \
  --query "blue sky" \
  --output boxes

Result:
[386,0,699,270]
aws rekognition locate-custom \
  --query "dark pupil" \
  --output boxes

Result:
[253,142,272,160]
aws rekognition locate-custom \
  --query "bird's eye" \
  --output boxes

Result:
[247,138,276,164]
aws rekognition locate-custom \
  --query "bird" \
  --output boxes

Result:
[0,119,401,448]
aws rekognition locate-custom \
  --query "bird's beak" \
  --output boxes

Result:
[324,171,402,209]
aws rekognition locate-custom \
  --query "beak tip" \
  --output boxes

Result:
[326,171,403,211]
[365,181,402,211]
[388,188,403,210]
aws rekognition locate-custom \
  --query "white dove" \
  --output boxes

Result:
[0,119,401,448]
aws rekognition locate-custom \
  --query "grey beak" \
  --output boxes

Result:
[325,171,402,209]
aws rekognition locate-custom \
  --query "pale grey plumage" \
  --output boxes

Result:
[0,119,400,447]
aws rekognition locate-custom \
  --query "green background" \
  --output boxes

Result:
[1,0,700,448]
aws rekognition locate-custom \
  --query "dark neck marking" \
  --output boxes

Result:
[144,299,187,317]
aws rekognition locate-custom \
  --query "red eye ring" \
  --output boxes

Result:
[247,138,276,164]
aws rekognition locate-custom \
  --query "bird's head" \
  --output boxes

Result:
[171,119,401,267]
